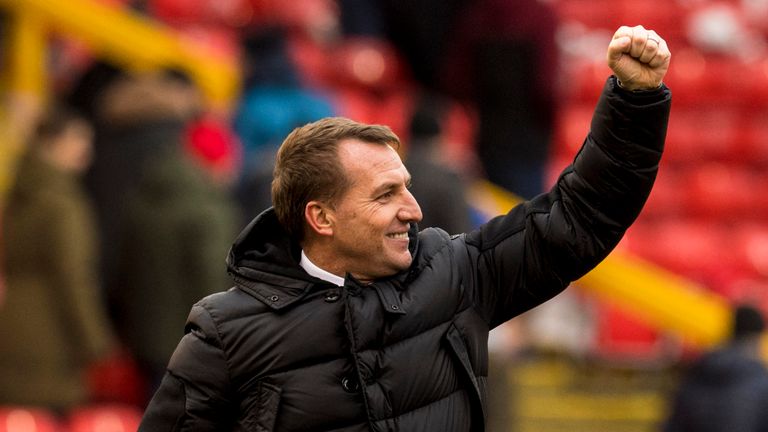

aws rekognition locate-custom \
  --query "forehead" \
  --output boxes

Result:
[338,139,406,185]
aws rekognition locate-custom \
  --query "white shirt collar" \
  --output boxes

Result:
[300,250,345,287]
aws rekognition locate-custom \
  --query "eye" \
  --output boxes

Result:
[378,191,394,201]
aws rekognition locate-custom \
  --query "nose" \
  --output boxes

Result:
[398,189,423,223]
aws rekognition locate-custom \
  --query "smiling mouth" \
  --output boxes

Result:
[386,232,409,240]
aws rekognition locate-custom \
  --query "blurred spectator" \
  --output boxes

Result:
[663,303,768,432]
[373,0,469,88]
[337,0,385,37]
[405,96,473,234]
[84,69,202,311]
[441,0,559,198]
[0,104,115,412]
[356,0,558,197]
[234,26,335,220]
[112,136,239,399]
[66,60,126,122]
[0,91,44,304]
[101,73,239,399]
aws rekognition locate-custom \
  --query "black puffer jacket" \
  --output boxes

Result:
[140,77,671,432]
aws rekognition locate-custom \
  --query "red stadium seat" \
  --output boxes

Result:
[560,59,609,105]
[268,0,338,35]
[86,349,148,408]
[622,219,728,281]
[662,49,713,106]
[618,0,687,43]
[290,33,409,98]
[66,405,142,432]
[664,108,740,163]
[287,36,332,89]
[737,115,768,164]
[556,0,619,30]
[640,164,685,219]
[327,37,409,92]
[682,163,755,220]
[553,103,593,157]
[0,407,60,432]
[734,224,768,278]
[333,88,414,140]
[148,0,253,27]
[593,302,667,363]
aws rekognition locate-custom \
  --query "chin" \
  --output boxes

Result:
[394,256,413,271]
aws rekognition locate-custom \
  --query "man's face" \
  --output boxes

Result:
[327,139,422,283]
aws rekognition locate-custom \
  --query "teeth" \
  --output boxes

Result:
[388,232,408,239]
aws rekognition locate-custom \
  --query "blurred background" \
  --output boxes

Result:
[0,0,767,431]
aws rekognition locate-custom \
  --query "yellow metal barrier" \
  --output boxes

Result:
[0,0,239,109]
[0,0,240,202]
[468,180,732,348]
[0,9,46,201]
[4,7,46,97]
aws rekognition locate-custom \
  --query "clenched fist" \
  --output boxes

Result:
[607,25,671,91]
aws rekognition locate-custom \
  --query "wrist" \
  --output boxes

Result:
[615,77,663,92]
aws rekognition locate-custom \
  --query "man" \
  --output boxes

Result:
[140,25,671,431]
[663,304,768,432]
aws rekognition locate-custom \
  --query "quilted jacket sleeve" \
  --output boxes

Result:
[139,304,236,431]
[461,76,671,328]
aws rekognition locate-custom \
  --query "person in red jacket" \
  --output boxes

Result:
[140,25,671,431]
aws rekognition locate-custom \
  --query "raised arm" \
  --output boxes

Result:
[461,25,672,327]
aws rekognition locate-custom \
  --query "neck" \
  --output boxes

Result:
[302,237,377,285]
[300,250,345,287]
[301,241,345,279]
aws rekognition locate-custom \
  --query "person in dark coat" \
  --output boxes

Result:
[404,96,473,234]
[139,25,671,431]
[441,0,560,199]
[86,70,203,308]
[663,304,768,432]
[112,141,240,398]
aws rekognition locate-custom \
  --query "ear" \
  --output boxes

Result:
[304,200,334,237]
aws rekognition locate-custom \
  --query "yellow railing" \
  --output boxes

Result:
[0,0,240,109]
[0,0,241,201]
